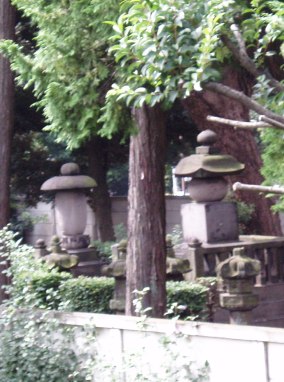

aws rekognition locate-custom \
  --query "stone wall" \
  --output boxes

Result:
[25,196,189,246]
[54,311,284,382]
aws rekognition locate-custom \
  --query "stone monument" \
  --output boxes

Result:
[41,162,96,250]
[40,163,106,275]
[175,129,245,244]
[217,247,260,325]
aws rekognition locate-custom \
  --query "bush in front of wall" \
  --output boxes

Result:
[0,309,90,382]
[59,276,115,313]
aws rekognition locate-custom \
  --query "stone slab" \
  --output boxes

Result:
[181,201,239,243]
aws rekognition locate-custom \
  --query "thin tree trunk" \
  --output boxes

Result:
[0,0,15,303]
[183,67,282,236]
[87,137,115,242]
[0,0,15,228]
[126,104,167,317]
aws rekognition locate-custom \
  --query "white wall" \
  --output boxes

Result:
[56,311,284,382]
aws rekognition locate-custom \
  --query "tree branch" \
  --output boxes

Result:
[222,24,284,93]
[206,115,284,130]
[204,81,284,124]
[233,182,284,195]
[259,115,284,130]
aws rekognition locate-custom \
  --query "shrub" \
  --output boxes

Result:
[14,270,72,310]
[59,276,115,313]
[166,280,208,320]
[0,309,89,382]
[91,240,114,260]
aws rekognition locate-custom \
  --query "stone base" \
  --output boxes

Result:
[181,201,239,244]
[67,247,98,262]
[61,234,90,250]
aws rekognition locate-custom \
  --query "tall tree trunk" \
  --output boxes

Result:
[183,67,282,236]
[126,104,167,317]
[87,137,115,242]
[0,0,15,228]
[0,0,15,303]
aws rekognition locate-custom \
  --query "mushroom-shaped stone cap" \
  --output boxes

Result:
[216,247,261,279]
[41,162,97,191]
[175,154,244,177]
[197,129,217,145]
[175,129,244,178]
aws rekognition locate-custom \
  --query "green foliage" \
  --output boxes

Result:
[103,0,227,114]
[16,270,72,310]
[59,276,115,313]
[0,226,72,308]
[0,309,89,382]
[166,280,208,320]
[91,240,114,260]
[261,129,284,211]
[0,0,121,148]
[0,227,49,297]
[169,224,183,246]
[0,227,210,381]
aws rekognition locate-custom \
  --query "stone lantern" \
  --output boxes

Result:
[217,247,260,325]
[102,239,127,313]
[175,130,245,243]
[41,162,96,250]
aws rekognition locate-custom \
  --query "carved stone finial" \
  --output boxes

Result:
[197,129,217,145]
[188,237,202,248]
[60,162,80,175]
[217,247,260,280]
[34,238,48,259]
[43,236,79,270]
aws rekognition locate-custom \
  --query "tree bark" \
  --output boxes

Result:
[183,67,282,236]
[0,0,15,303]
[126,104,167,317]
[87,137,115,242]
[0,0,15,228]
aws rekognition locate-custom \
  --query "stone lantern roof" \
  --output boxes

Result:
[175,129,244,178]
[41,162,96,191]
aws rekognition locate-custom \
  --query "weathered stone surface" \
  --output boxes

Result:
[188,177,228,202]
[217,247,261,324]
[41,163,96,191]
[219,293,259,311]
[34,238,48,259]
[175,129,245,178]
[181,202,239,243]
[217,247,261,280]
[43,236,79,269]
[175,154,245,178]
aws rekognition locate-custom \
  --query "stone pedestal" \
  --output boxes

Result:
[102,240,127,314]
[217,247,260,325]
[68,247,108,277]
[181,201,239,243]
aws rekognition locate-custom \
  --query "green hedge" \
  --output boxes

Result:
[13,270,72,310]
[14,270,213,319]
[166,280,208,319]
[59,276,115,313]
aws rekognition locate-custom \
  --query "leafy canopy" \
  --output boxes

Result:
[103,0,284,211]
[104,0,230,110]
[0,0,120,148]
[105,0,283,107]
